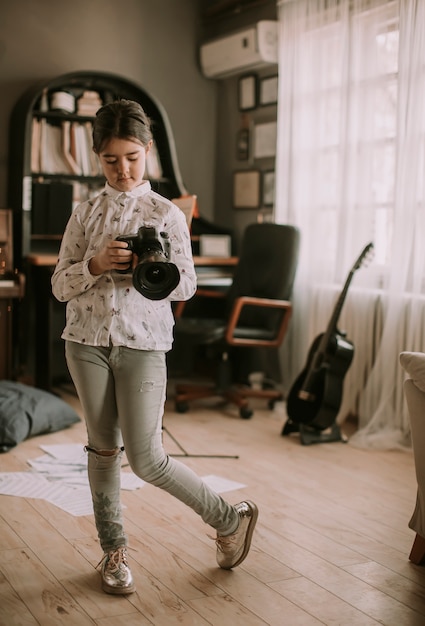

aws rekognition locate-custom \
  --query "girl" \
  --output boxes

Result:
[51,99,258,595]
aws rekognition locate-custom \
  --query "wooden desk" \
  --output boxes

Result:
[25,254,237,390]
[0,278,25,299]
[195,256,238,266]
[26,254,238,267]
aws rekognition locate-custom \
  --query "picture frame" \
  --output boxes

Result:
[238,74,257,111]
[236,128,250,161]
[233,170,261,209]
[259,75,278,106]
[262,170,275,207]
[254,121,277,159]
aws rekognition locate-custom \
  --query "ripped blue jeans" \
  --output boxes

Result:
[65,341,238,553]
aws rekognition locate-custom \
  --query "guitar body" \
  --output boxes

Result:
[286,331,354,430]
[283,242,373,442]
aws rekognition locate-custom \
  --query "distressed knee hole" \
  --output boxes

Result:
[85,446,123,457]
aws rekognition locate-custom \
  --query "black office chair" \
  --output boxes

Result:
[173,223,300,418]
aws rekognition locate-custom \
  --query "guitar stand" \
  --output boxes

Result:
[163,426,239,459]
[281,419,347,446]
[281,418,301,437]
[299,423,347,445]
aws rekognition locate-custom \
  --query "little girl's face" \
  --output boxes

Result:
[97,137,152,192]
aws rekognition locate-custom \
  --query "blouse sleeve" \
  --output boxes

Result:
[165,204,197,302]
[51,209,101,303]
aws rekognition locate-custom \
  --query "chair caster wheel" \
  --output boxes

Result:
[240,406,253,419]
[175,401,189,413]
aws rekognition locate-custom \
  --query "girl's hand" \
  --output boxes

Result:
[88,240,133,275]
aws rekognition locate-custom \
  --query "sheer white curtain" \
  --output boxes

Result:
[275,0,425,448]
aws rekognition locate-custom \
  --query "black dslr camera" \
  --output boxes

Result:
[116,226,180,300]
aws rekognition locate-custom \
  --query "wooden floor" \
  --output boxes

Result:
[1,386,425,626]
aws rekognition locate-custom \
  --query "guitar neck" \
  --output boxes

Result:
[319,272,354,354]
[302,271,355,391]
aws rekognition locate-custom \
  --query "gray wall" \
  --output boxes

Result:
[1,0,217,218]
[202,1,278,249]
[1,0,277,244]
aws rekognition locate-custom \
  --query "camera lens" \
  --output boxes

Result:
[133,260,180,300]
[146,264,166,283]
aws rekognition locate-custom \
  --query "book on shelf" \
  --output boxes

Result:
[77,90,102,116]
[48,182,74,233]
[70,121,78,167]
[31,118,41,172]
[62,120,81,175]
[38,119,74,175]
[33,118,102,177]
[30,118,136,179]
[32,181,73,235]
[74,123,91,176]
[84,121,103,176]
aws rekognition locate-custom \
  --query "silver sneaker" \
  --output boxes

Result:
[215,501,258,569]
[98,546,135,595]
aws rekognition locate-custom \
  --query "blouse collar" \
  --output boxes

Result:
[104,181,151,200]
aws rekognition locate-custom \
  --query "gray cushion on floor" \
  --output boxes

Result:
[0,380,80,452]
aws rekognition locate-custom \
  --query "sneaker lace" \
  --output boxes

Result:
[211,533,237,554]
[96,546,128,571]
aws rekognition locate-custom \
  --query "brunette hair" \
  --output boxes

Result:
[92,99,153,153]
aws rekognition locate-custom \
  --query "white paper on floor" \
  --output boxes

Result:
[201,475,246,493]
[0,471,94,516]
[0,445,246,516]
[0,443,143,516]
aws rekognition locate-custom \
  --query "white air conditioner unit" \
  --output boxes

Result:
[200,20,278,79]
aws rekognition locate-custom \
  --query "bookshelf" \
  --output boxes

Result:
[7,71,187,388]
[8,70,187,269]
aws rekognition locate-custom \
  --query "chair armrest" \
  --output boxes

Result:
[225,296,292,348]
[173,288,226,319]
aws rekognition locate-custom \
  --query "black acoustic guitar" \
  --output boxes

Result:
[283,242,374,439]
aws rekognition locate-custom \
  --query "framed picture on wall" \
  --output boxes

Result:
[233,170,261,209]
[262,170,275,206]
[259,75,278,106]
[236,128,250,160]
[254,121,277,159]
[238,74,257,111]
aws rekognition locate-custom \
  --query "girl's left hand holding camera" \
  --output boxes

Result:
[89,240,133,276]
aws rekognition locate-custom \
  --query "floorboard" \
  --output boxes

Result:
[0,387,423,625]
